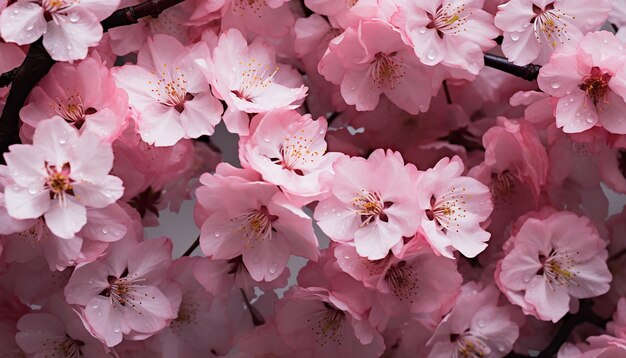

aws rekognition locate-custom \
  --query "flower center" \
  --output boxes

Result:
[150,65,192,113]
[427,3,470,37]
[51,92,95,129]
[352,190,392,226]
[42,0,73,13]
[490,170,517,199]
[45,162,74,200]
[233,206,278,246]
[579,67,611,106]
[100,272,148,310]
[231,59,278,103]
[270,134,321,173]
[538,249,579,288]
[425,187,468,234]
[370,52,404,89]
[532,3,574,48]
[453,333,491,358]
[311,302,345,346]
[45,335,84,358]
[170,296,199,334]
[385,261,418,302]
[233,0,265,16]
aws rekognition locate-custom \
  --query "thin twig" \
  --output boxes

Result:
[240,289,266,326]
[182,235,200,256]
[442,80,453,104]
[484,53,541,81]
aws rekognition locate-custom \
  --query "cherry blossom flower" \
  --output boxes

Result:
[396,0,499,74]
[241,109,343,203]
[416,155,493,258]
[200,28,308,135]
[495,0,611,65]
[2,117,124,239]
[274,287,385,357]
[64,237,181,347]
[538,31,626,134]
[314,149,421,260]
[496,210,612,322]
[427,282,520,358]
[113,34,223,146]
[318,19,435,114]
[0,0,120,61]
[15,295,111,357]
[195,165,319,282]
[20,54,129,142]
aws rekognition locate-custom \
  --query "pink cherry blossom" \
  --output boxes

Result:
[3,117,123,239]
[395,0,499,74]
[427,282,520,358]
[15,294,111,357]
[318,19,435,114]
[0,0,120,61]
[497,210,612,322]
[314,149,421,260]
[64,237,181,347]
[241,109,343,203]
[220,0,294,38]
[195,166,319,282]
[113,34,223,146]
[416,155,493,258]
[200,28,308,135]
[495,0,611,65]
[274,287,385,357]
[20,54,129,142]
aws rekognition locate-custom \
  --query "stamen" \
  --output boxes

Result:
[232,206,278,246]
[385,261,418,302]
[308,302,345,346]
[426,187,468,234]
[352,190,392,226]
[579,67,611,106]
[532,3,575,48]
[232,59,278,102]
[370,52,404,89]
[427,3,470,37]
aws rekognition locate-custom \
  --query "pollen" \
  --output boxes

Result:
[370,52,405,89]
[579,67,611,106]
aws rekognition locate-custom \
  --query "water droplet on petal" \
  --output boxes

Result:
[92,303,99,309]
[497,344,506,352]
[113,324,122,333]
[101,227,110,234]
[524,276,531,283]
[586,116,594,123]
[28,186,38,195]
[269,263,278,274]
[214,231,221,238]
[66,44,72,50]
[12,8,19,14]
[88,278,94,284]
[576,111,581,118]
[343,255,351,260]
[426,49,437,61]
[26,24,34,31]
[319,129,325,135]
[58,137,67,144]
[511,33,520,41]
[551,82,560,89]
[68,12,80,23]
[419,28,427,34]
[263,138,271,143]
[478,319,485,328]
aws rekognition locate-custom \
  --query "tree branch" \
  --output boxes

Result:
[182,235,200,257]
[0,0,186,163]
[0,68,19,88]
[484,53,541,81]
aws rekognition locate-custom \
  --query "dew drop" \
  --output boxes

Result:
[214,231,221,238]
[576,111,581,118]
[551,82,560,89]
[319,129,325,135]
[511,33,520,41]
[343,254,351,260]
[269,263,278,274]
[68,12,80,23]
[497,344,506,352]
[113,324,122,333]
[28,186,38,195]
[586,116,594,123]
[66,44,72,50]
[102,227,110,234]
[59,138,67,144]
[426,49,437,61]
[523,23,530,28]
[92,303,99,309]
[478,319,485,328]
[26,24,34,31]
[523,276,530,283]
[419,28,427,34]
[263,138,271,143]
[88,278,94,284]
[12,8,19,14]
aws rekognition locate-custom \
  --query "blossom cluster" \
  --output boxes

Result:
[0,0,625,357]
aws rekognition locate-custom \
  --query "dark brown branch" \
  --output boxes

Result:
[182,235,200,257]
[0,0,186,163]
[240,289,266,326]
[484,53,541,81]
[0,68,19,88]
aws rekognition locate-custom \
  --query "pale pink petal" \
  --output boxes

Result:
[44,198,87,239]
[0,2,46,45]
[555,90,598,133]
[243,236,290,281]
[179,93,223,138]
[525,277,570,322]
[33,116,77,166]
[139,103,186,146]
[72,176,123,208]
[43,9,102,61]
[4,186,51,219]
[84,296,125,347]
